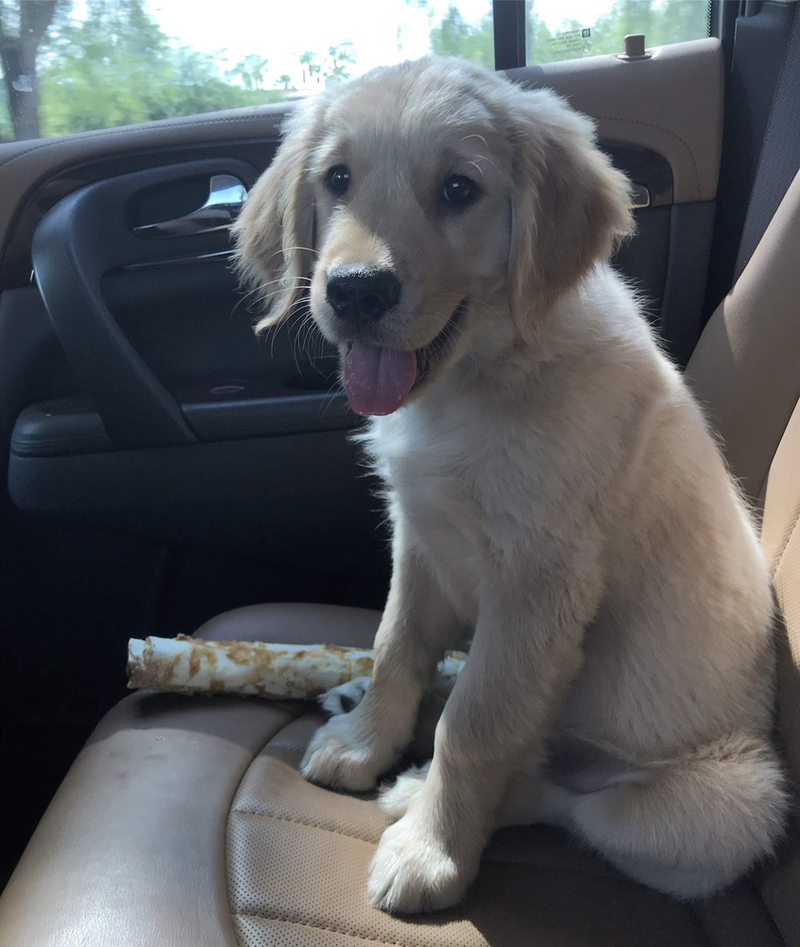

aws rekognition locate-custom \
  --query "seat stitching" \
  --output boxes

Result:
[230,806,378,844]
[233,913,470,946]
[772,510,800,582]
[222,709,311,944]
[773,509,800,582]
[754,389,800,512]
[773,512,800,578]
[231,807,631,879]
[227,709,306,808]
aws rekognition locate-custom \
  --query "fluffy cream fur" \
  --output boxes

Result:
[234,56,788,914]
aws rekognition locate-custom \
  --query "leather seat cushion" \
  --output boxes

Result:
[0,604,783,946]
[225,707,773,947]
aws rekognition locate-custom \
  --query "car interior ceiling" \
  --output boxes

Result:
[0,0,798,899]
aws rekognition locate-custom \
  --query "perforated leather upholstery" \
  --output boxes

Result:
[224,686,718,947]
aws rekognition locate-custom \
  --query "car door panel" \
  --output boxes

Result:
[0,36,725,604]
[2,40,723,572]
[516,38,724,204]
[511,37,724,364]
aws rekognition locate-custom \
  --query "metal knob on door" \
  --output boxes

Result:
[133,174,248,239]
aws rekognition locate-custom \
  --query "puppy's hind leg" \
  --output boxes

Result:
[380,762,431,819]
[319,677,370,716]
[567,731,789,898]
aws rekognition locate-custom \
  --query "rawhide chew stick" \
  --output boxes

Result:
[127,634,467,700]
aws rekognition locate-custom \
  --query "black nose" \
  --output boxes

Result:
[326,268,401,324]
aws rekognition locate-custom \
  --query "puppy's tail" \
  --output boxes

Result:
[572,730,790,898]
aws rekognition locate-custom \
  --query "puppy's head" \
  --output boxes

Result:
[234,57,632,416]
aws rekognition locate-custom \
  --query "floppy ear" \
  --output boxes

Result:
[507,88,633,344]
[232,103,317,333]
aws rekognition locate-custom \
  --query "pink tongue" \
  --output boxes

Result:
[344,342,418,416]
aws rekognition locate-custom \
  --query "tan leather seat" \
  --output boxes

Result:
[4,174,800,946]
[0,602,781,947]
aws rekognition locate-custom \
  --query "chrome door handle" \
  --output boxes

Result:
[133,174,248,238]
[629,183,651,209]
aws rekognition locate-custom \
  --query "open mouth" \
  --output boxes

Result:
[414,299,468,388]
[343,299,468,417]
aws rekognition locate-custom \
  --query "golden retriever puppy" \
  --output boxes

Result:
[234,56,788,914]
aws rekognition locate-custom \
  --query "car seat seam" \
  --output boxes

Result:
[773,508,800,581]
[233,912,440,946]
[230,806,378,844]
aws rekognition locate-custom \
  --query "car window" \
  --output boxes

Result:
[0,0,709,142]
[0,0,495,140]
[528,0,710,64]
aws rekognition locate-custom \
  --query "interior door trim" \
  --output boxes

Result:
[506,38,724,204]
[31,158,258,449]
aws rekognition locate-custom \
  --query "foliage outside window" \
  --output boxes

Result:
[0,0,708,142]
[527,0,709,65]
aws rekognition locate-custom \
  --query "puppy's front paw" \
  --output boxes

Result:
[301,713,391,791]
[319,677,370,716]
[368,813,478,914]
[379,762,430,819]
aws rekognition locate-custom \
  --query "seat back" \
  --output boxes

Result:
[686,168,800,944]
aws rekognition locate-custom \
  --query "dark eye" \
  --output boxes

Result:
[326,165,351,196]
[442,174,480,208]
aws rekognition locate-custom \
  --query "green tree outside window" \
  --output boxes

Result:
[0,0,709,142]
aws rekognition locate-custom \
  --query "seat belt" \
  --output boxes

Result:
[735,1,800,281]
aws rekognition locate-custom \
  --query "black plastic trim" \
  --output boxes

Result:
[494,0,527,70]
[660,200,717,366]
[180,390,354,442]
[12,396,113,457]
[11,383,358,458]
[703,0,795,317]
[31,158,258,449]
[600,141,674,207]
[1,139,279,289]
[8,431,383,575]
